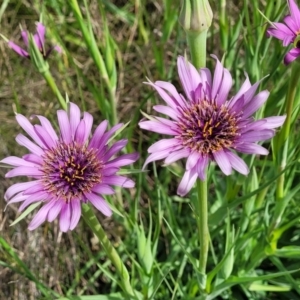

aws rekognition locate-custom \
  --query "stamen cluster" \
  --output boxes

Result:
[177,101,241,155]
[42,142,103,200]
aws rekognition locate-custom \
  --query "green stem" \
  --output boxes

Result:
[196,179,208,288]
[186,22,209,289]
[42,70,67,110]
[275,63,299,217]
[81,204,135,298]
[279,63,299,147]
[186,30,208,69]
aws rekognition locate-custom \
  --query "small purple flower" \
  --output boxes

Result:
[139,56,286,196]
[1,103,139,232]
[8,22,61,59]
[267,0,300,65]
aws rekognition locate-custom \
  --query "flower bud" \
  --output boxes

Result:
[28,34,49,74]
[180,0,213,34]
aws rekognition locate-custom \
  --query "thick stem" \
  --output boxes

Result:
[279,63,299,147]
[186,25,209,289]
[81,204,135,298]
[186,30,208,69]
[275,63,299,214]
[196,179,209,288]
[42,70,67,110]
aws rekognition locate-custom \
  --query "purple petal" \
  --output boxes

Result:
[21,31,29,46]
[22,154,43,165]
[57,110,72,144]
[33,115,58,142]
[211,55,225,102]
[267,22,295,44]
[88,120,108,149]
[6,166,43,178]
[288,0,300,29]
[92,184,115,195]
[146,81,178,109]
[139,120,178,135]
[226,151,249,175]
[105,153,139,168]
[231,74,251,106]
[15,114,44,148]
[235,143,269,155]
[75,119,86,144]
[70,199,81,230]
[102,140,127,161]
[59,203,71,232]
[102,167,119,176]
[28,200,55,230]
[85,193,112,217]
[4,181,37,201]
[7,193,28,205]
[1,156,36,167]
[153,105,179,120]
[200,68,212,87]
[177,56,201,101]
[262,116,286,129]
[69,102,81,138]
[164,148,190,165]
[47,200,64,222]
[34,125,56,149]
[283,15,299,34]
[148,138,179,153]
[8,41,29,57]
[18,191,47,211]
[16,134,44,156]
[213,151,232,175]
[239,129,275,142]
[143,150,171,168]
[23,184,45,195]
[243,90,269,118]
[82,112,93,144]
[34,22,46,49]
[155,81,186,107]
[284,48,300,65]
[196,155,209,180]
[177,167,198,196]
[186,151,200,170]
[217,68,232,106]
[102,175,135,188]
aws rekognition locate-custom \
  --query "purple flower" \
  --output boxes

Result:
[1,103,139,232]
[139,56,286,196]
[267,0,300,65]
[8,22,61,59]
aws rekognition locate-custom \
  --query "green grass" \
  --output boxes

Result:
[1,0,300,299]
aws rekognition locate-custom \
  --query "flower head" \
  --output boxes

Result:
[8,22,61,59]
[267,0,300,65]
[139,56,285,196]
[1,103,139,231]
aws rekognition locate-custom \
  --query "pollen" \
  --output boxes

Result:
[41,141,103,200]
[177,100,241,155]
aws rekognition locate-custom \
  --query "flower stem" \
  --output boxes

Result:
[186,21,209,289]
[42,70,67,110]
[196,178,209,289]
[186,30,208,69]
[81,204,135,298]
[275,63,299,221]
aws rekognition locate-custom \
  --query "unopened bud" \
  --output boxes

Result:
[180,0,213,34]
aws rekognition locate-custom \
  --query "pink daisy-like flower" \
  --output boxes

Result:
[8,22,61,59]
[267,0,300,65]
[139,56,286,196]
[1,103,139,232]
